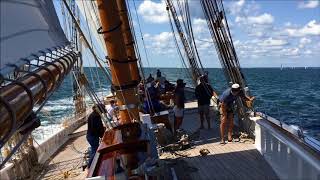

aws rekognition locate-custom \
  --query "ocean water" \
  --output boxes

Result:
[33,67,320,141]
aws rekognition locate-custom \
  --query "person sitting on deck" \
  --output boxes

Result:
[142,96,163,114]
[195,75,217,129]
[143,82,164,114]
[219,84,255,144]
[86,104,105,168]
[173,79,186,134]
[164,80,175,93]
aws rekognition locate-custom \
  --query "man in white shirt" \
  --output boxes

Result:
[106,100,117,120]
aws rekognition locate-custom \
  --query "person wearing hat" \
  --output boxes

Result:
[219,83,255,144]
[173,79,186,133]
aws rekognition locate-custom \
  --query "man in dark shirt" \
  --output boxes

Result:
[195,76,216,129]
[87,105,105,167]
[219,84,254,144]
[173,79,186,134]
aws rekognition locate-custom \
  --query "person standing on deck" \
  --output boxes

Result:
[106,100,118,120]
[86,105,105,168]
[156,69,166,86]
[195,75,217,129]
[219,84,254,144]
[147,73,154,83]
[173,79,186,134]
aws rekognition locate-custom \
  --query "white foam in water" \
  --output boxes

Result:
[32,124,63,143]
[34,88,111,142]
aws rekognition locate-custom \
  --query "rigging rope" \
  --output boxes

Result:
[62,0,113,86]
[127,0,158,115]
[200,0,254,135]
[165,0,204,85]
[132,0,151,67]
[167,8,194,83]
[82,0,103,93]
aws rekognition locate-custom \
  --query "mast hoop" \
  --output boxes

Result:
[15,69,49,101]
[35,58,63,83]
[118,104,137,111]
[125,41,135,46]
[25,60,58,91]
[3,77,34,109]
[97,21,123,34]
[112,80,139,91]
[106,56,138,64]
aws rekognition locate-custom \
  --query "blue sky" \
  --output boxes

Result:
[56,0,320,68]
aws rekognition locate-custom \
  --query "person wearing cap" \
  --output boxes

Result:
[219,83,254,144]
[173,79,186,133]
[195,75,217,129]
[86,105,105,168]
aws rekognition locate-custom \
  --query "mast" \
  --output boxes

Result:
[96,0,139,124]
[116,0,140,83]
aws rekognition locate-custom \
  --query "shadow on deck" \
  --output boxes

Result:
[160,107,279,180]
[34,135,88,180]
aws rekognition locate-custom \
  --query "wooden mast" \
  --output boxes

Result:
[96,0,139,124]
[116,0,140,83]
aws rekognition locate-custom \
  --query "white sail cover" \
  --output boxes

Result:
[0,0,69,75]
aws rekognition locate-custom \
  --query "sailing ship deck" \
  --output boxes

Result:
[161,107,278,180]
[35,102,278,180]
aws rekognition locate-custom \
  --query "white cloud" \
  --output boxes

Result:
[299,37,312,48]
[192,18,208,34]
[229,0,246,15]
[285,20,320,37]
[304,50,312,55]
[300,37,312,44]
[236,13,274,25]
[153,32,172,42]
[138,0,168,24]
[281,48,300,57]
[258,38,288,46]
[143,32,177,55]
[284,22,292,27]
[298,1,319,9]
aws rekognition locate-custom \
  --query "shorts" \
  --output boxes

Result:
[173,106,184,117]
[198,105,210,115]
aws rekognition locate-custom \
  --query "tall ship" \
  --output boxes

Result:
[1,0,319,179]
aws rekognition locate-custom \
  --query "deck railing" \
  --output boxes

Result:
[255,114,320,180]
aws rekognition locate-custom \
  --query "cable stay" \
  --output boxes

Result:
[200,0,254,135]
[165,0,204,85]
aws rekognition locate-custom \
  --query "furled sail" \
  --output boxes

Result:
[0,0,69,75]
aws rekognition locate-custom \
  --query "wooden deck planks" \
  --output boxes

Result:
[34,134,88,180]
[160,108,279,180]
[36,102,278,180]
